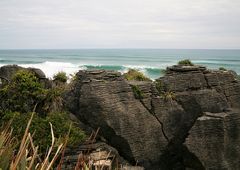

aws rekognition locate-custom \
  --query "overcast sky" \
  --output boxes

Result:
[0,0,240,49]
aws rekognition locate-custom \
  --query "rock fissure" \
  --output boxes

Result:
[137,95,170,142]
[203,73,211,89]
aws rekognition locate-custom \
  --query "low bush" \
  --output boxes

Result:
[0,70,86,154]
[0,70,46,113]
[219,67,227,71]
[0,70,65,114]
[0,113,64,170]
[1,111,86,153]
[124,69,151,81]
[178,59,194,66]
[53,71,68,83]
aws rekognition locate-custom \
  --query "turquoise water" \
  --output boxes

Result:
[0,49,239,79]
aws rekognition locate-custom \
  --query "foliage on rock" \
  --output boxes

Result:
[131,85,144,99]
[124,69,151,81]
[219,67,227,71]
[0,70,86,154]
[1,111,85,153]
[53,71,68,83]
[178,59,194,66]
[0,70,46,113]
[155,80,175,100]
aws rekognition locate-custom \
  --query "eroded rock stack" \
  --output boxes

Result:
[66,65,240,170]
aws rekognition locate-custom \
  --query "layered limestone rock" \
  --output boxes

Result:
[2,64,240,169]
[66,65,240,170]
[65,70,168,169]
[158,65,240,170]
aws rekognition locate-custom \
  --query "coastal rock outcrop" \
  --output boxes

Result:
[1,64,240,169]
[0,65,46,80]
[65,65,240,170]
[65,70,168,169]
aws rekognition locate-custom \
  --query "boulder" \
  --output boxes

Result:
[0,65,23,81]
[0,65,46,80]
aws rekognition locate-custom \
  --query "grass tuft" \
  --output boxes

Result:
[124,69,151,81]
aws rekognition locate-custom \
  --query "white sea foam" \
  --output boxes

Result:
[19,61,85,78]
[1,62,165,80]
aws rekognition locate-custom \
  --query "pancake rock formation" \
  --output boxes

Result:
[65,65,240,170]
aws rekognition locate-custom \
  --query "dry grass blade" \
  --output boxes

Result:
[40,122,63,170]
[40,123,55,169]
[57,124,71,170]
[100,151,112,170]
[46,143,63,170]
[10,113,34,169]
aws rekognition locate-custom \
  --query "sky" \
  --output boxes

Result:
[0,0,240,49]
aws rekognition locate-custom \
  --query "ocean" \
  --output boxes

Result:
[0,49,239,80]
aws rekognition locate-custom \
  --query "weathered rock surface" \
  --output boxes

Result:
[65,65,240,170]
[2,64,239,170]
[0,65,46,80]
[65,70,168,169]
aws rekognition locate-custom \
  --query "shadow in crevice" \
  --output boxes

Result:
[159,144,205,170]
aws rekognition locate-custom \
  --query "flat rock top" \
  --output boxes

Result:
[167,65,207,72]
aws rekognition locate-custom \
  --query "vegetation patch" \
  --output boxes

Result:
[178,59,194,66]
[0,70,46,113]
[53,71,68,83]
[219,67,227,71]
[124,69,151,81]
[1,111,85,153]
[131,85,144,99]
[161,91,176,101]
[0,70,86,154]
[155,80,175,100]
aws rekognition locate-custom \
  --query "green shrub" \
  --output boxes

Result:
[124,69,151,81]
[131,85,144,99]
[1,111,86,153]
[53,72,68,83]
[178,59,194,66]
[0,70,86,154]
[0,70,66,114]
[219,67,227,71]
[0,70,46,113]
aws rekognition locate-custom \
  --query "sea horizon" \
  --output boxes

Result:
[1,49,240,80]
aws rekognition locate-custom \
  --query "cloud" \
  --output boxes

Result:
[0,0,240,48]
